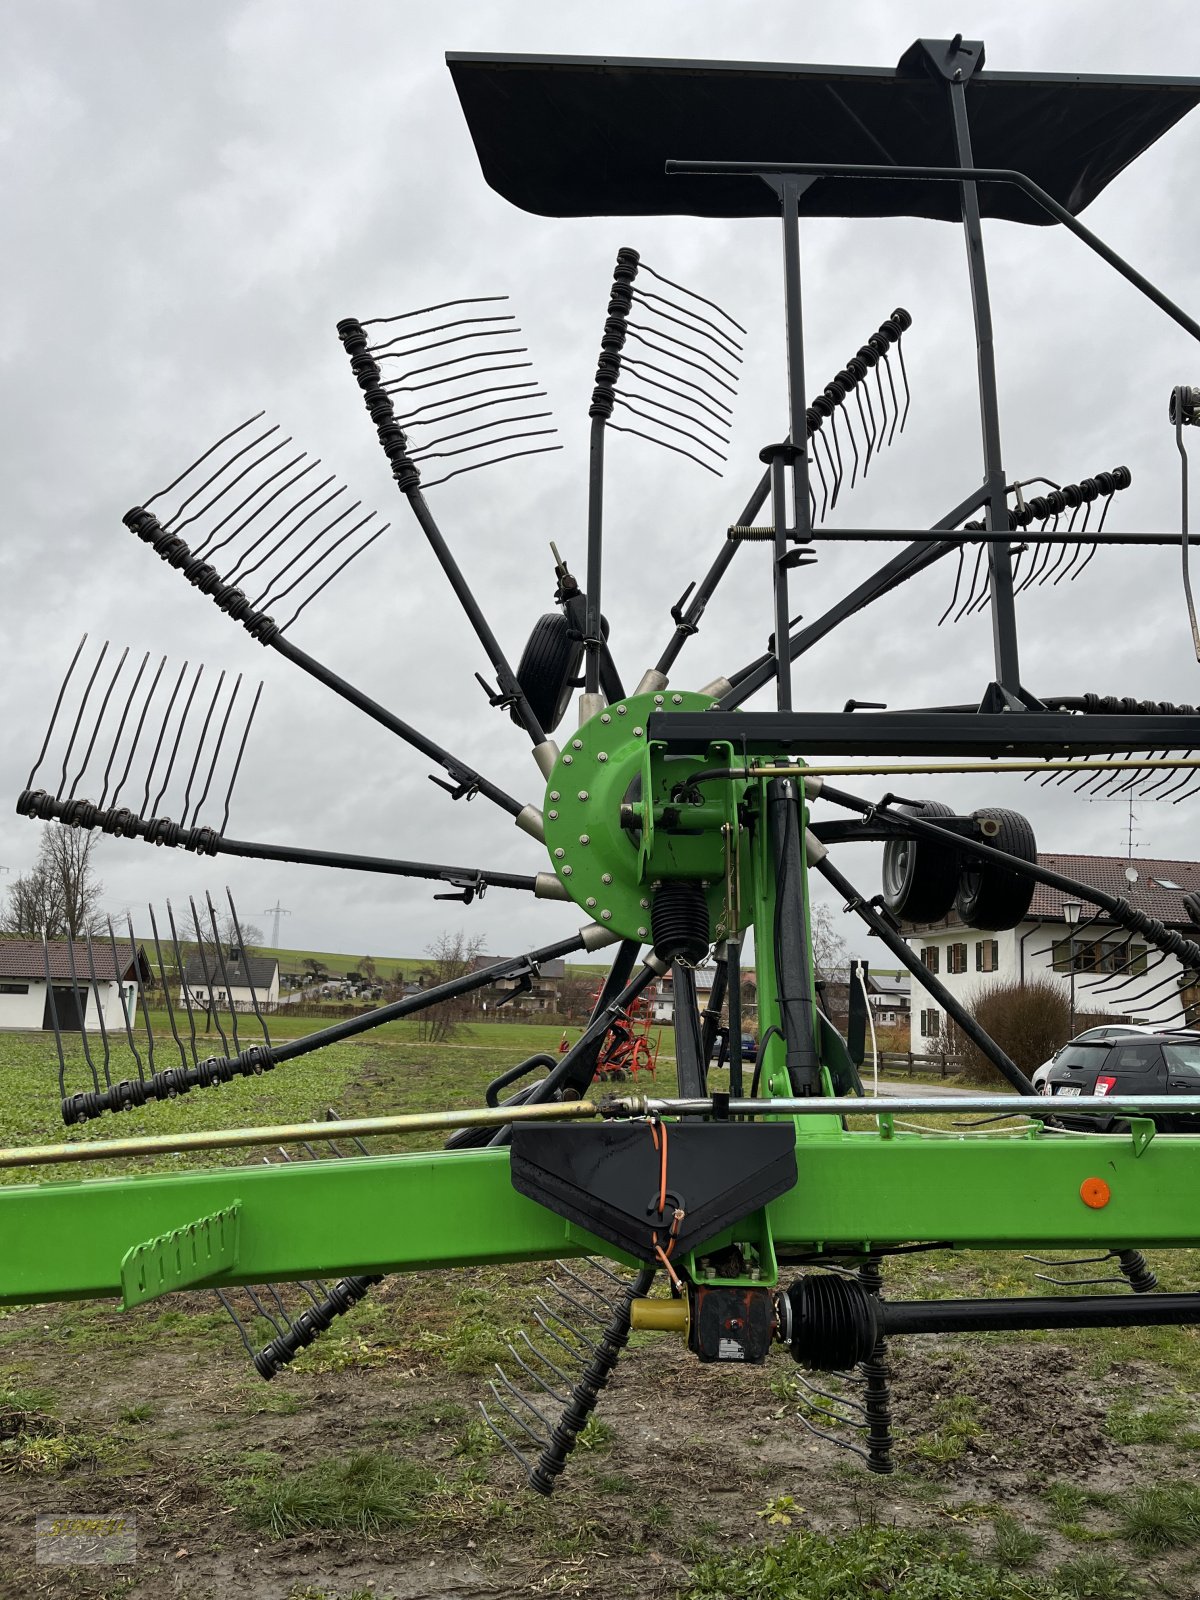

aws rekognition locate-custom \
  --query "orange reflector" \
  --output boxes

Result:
[1080,1176,1111,1209]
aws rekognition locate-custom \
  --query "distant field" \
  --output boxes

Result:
[136,939,614,983]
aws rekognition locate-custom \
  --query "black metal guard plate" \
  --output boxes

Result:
[649,711,1200,759]
[510,1121,797,1263]
[447,44,1200,222]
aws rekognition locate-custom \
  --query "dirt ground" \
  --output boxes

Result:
[3,1260,1200,1600]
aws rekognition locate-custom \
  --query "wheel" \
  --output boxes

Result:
[954,808,1037,930]
[512,612,582,733]
[880,800,958,922]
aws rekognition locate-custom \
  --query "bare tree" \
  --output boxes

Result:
[810,902,848,986]
[0,825,104,939]
[417,929,487,1043]
[177,903,264,955]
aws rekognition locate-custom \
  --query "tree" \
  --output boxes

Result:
[359,956,378,984]
[810,902,848,986]
[0,825,104,939]
[178,904,264,955]
[302,957,328,984]
[416,929,487,1043]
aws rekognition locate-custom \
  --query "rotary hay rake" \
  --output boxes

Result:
[10,33,1200,1492]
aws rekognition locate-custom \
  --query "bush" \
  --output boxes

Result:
[950,977,1070,1084]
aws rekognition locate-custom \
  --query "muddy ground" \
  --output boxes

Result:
[3,1258,1200,1599]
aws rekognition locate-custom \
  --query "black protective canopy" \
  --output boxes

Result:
[448,39,1200,223]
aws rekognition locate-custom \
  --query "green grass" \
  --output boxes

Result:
[1051,1555,1140,1599]
[1104,1395,1195,1445]
[1116,1482,1200,1553]
[683,1525,1095,1599]
[225,1448,436,1536]
[991,1511,1045,1568]
[909,1394,985,1463]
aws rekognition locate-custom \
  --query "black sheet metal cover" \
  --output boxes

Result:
[447,42,1200,224]
[510,1120,798,1263]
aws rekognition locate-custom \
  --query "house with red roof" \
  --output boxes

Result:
[0,938,151,1033]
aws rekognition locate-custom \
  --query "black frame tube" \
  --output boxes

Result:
[768,775,821,1091]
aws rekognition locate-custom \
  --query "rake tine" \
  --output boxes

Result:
[395,383,543,428]
[230,481,346,593]
[625,316,740,388]
[873,360,889,446]
[493,1365,557,1436]
[367,314,517,355]
[604,424,719,478]
[619,357,733,425]
[92,651,147,808]
[63,935,100,1091]
[535,1297,603,1359]
[215,1288,264,1361]
[180,671,226,825]
[162,424,283,532]
[83,932,113,1088]
[407,407,557,455]
[894,334,911,433]
[622,327,736,402]
[148,904,190,1072]
[545,1278,610,1327]
[166,901,201,1066]
[190,675,242,828]
[484,1383,546,1450]
[229,890,271,1045]
[277,528,388,633]
[632,286,744,359]
[791,1405,872,1463]
[56,641,109,800]
[217,470,339,581]
[382,358,535,398]
[188,896,231,1055]
[323,1109,369,1156]
[256,510,373,610]
[27,634,88,791]
[517,1329,575,1391]
[609,398,725,461]
[880,347,902,447]
[954,542,986,623]
[505,1341,569,1405]
[618,382,730,444]
[554,1261,616,1308]
[826,406,845,509]
[478,1401,537,1481]
[150,663,204,821]
[361,295,510,329]
[637,259,746,334]
[261,1284,293,1325]
[110,655,166,810]
[106,916,144,1083]
[42,932,68,1100]
[192,453,317,564]
[219,683,263,837]
[143,414,267,510]
[586,1258,627,1287]
[205,892,242,1055]
[937,545,966,627]
[128,912,158,1076]
[810,427,831,522]
[243,1285,289,1336]
[531,1310,589,1370]
[140,661,188,819]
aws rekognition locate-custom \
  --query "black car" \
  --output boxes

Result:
[1045,1032,1200,1131]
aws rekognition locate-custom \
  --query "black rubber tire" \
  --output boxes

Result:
[880,800,958,923]
[512,612,582,733]
[954,807,1037,930]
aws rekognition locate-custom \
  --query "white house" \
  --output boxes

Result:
[0,938,149,1033]
[652,964,719,1024]
[180,948,280,1013]
[905,855,1200,1050]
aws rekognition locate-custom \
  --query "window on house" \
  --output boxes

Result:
[0,983,29,995]
[975,939,999,973]
[920,1008,942,1039]
[920,946,940,974]
[947,943,968,975]
[1052,938,1147,976]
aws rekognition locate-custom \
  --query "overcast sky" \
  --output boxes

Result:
[4,0,1200,972]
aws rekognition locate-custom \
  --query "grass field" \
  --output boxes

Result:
[131,937,616,985]
[2,1023,1200,1597]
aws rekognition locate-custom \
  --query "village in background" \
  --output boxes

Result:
[4,818,1200,1082]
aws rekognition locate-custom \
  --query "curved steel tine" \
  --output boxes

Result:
[67,647,130,802]
[189,675,242,828]
[56,641,109,800]
[277,529,387,633]
[874,362,889,445]
[96,652,149,809]
[179,672,226,825]
[187,895,231,1056]
[617,357,731,426]
[240,489,352,602]
[826,407,845,508]
[168,433,292,539]
[205,891,242,1055]
[27,634,88,791]
[110,655,166,810]
[83,933,112,1088]
[150,663,204,821]
[812,428,833,522]
[193,454,317,564]
[853,386,873,479]
[954,541,986,623]
[165,900,201,1066]
[160,423,279,528]
[143,414,266,511]
[220,473,340,584]
[63,935,100,1092]
[937,545,966,627]
[42,933,68,1100]
[106,915,144,1082]
[894,336,911,432]
[127,912,157,1075]
[881,350,901,446]
[860,379,878,474]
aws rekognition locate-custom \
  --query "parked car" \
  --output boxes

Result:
[1031,1024,1187,1092]
[741,1034,758,1063]
[1043,1030,1200,1131]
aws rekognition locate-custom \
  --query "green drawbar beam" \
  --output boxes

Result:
[7,1134,1200,1308]
[120,1203,241,1309]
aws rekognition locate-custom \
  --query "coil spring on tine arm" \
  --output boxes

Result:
[60,1042,276,1125]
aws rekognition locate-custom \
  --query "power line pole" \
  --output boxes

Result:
[262,901,291,949]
